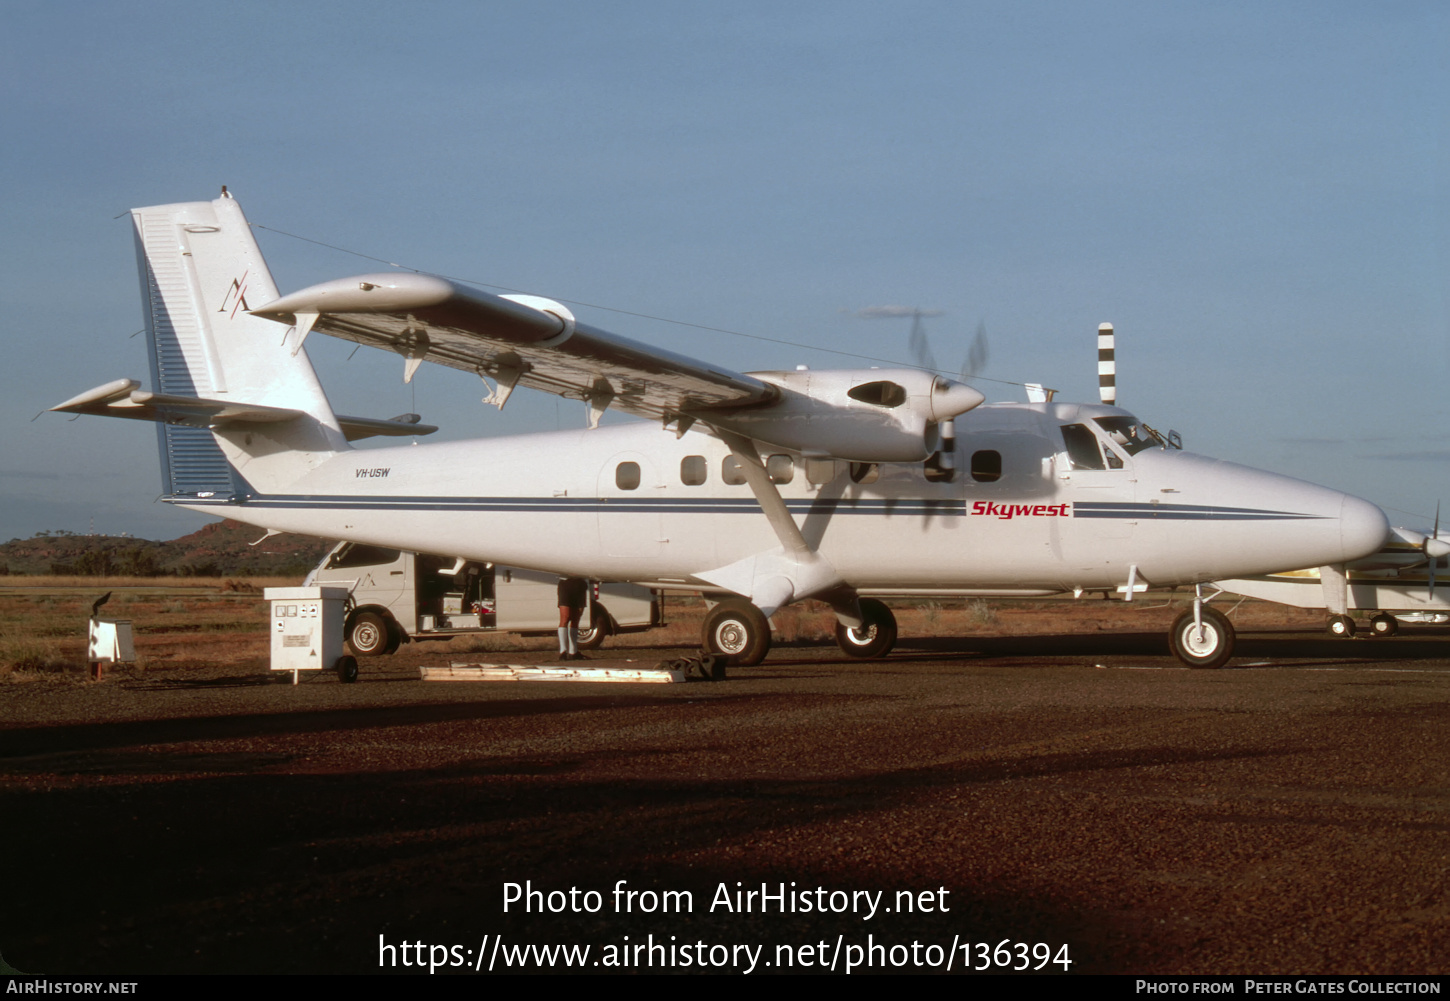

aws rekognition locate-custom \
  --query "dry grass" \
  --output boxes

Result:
[0,577,293,680]
[1,575,298,592]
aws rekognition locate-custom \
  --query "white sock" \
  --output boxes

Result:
[557,627,568,654]
[567,626,579,655]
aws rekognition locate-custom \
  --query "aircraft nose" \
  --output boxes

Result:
[1338,494,1390,563]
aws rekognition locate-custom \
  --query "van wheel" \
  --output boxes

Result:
[578,604,612,649]
[346,611,392,656]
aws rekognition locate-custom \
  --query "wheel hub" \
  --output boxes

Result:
[714,621,748,655]
[1181,622,1220,657]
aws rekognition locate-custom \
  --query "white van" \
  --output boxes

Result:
[305,542,662,655]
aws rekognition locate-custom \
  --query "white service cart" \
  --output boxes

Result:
[264,586,355,684]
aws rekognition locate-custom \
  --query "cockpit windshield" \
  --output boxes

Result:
[1093,417,1163,456]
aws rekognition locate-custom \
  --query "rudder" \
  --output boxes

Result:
[131,192,346,496]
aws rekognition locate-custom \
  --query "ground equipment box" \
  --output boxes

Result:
[265,586,352,683]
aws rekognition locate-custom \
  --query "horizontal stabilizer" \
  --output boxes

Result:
[334,413,439,441]
[52,379,306,427]
[52,379,436,440]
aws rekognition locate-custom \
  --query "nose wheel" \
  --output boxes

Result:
[1169,606,1234,669]
[1326,614,1356,638]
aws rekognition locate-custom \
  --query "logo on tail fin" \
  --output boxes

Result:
[220,272,251,317]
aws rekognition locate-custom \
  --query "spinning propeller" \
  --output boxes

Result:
[857,306,988,480]
[1399,503,1450,600]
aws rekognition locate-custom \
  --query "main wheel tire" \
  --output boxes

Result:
[702,599,771,667]
[345,610,392,656]
[1169,607,1235,669]
[1370,613,1398,637]
[578,603,612,650]
[1327,613,1356,638]
[334,655,359,684]
[835,598,898,659]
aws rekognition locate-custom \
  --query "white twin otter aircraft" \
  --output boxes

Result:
[54,192,1391,669]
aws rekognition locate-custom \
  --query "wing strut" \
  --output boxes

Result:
[694,431,862,627]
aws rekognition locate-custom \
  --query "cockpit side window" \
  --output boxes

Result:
[1093,417,1156,456]
[1060,424,1105,470]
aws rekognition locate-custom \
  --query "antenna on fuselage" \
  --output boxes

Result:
[1098,323,1116,405]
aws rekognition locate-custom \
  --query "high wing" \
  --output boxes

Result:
[254,273,776,426]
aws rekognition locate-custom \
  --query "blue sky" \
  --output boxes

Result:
[2,0,1445,542]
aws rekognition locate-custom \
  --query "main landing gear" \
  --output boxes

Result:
[1326,613,1398,638]
[1169,586,1235,669]
[701,597,902,666]
[702,599,772,667]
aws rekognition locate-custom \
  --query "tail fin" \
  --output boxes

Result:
[130,192,347,495]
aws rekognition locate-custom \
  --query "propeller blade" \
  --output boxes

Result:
[907,309,937,373]
[961,320,989,380]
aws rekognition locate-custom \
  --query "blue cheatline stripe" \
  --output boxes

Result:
[166,493,1321,521]
[166,492,969,516]
[1073,501,1319,521]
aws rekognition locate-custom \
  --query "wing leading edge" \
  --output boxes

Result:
[253,273,776,425]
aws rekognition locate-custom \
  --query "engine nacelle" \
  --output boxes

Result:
[699,368,984,462]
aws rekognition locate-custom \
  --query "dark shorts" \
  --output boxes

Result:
[557,577,588,610]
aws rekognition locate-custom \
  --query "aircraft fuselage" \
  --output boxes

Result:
[179,400,1389,596]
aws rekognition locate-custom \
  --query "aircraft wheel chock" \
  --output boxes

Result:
[834,598,898,659]
[702,599,771,667]
[1169,607,1234,669]
[1369,613,1398,637]
[1326,614,1356,638]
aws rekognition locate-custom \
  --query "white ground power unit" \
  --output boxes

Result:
[265,586,354,684]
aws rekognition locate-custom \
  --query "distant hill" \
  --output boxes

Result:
[0,520,335,577]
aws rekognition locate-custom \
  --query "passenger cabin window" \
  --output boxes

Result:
[680,455,707,486]
[846,381,907,408]
[970,450,1002,483]
[615,461,641,490]
[805,458,837,485]
[766,454,794,484]
[1060,424,1105,470]
[722,456,746,485]
[849,462,880,484]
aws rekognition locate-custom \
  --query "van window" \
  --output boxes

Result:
[616,462,641,490]
[327,543,402,569]
[681,455,707,485]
